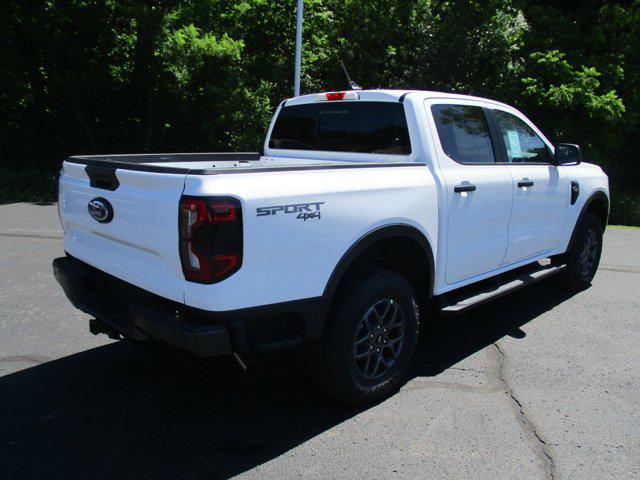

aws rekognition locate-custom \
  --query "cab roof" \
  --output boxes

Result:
[284,89,512,110]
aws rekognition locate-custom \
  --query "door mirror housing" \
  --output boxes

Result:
[554,143,582,165]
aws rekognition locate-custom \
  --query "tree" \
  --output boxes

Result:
[0,0,639,223]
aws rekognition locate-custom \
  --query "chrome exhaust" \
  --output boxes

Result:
[232,353,262,379]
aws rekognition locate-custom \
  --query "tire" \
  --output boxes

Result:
[562,212,603,289]
[308,268,420,404]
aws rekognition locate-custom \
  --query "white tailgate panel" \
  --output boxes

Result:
[59,162,186,303]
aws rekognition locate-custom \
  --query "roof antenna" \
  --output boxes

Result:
[341,60,362,90]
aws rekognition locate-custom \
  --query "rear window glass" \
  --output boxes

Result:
[268,101,411,155]
[431,105,495,164]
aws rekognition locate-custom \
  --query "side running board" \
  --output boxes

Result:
[439,262,566,315]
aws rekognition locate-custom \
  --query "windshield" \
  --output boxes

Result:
[269,101,411,155]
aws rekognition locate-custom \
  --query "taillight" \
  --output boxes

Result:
[179,196,243,283]
[326,92,346,101]
[318,91,360,102]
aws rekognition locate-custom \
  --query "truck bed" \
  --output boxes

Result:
[66,152,417,175]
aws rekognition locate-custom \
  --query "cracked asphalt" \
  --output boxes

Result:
[0,202,638,480]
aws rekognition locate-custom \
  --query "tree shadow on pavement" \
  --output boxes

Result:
[0,279,580,479]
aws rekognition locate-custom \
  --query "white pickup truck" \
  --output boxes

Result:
[53,89,609,403]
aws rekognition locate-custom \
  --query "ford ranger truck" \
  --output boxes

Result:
[53,90,609,404]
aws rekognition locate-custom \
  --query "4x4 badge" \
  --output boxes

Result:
[256,202,324,221]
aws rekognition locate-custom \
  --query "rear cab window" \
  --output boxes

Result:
[268,101,411,155]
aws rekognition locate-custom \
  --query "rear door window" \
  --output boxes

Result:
[269,101,411,155]
[431,105,496,164]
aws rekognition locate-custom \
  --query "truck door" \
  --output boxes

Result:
[489,108,569,263]
[428,101,514,284]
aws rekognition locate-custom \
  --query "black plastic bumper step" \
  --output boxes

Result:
[439,261,566,315]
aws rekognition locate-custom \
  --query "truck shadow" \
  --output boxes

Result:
[0,279,579,479]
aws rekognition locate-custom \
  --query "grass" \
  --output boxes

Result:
[608,224,640,230]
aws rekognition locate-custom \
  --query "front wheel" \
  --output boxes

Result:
[308,268,420,404]
[562,212,603,289]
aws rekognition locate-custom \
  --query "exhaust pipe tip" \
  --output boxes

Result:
[233,353,262,379]
[89,318,124,340]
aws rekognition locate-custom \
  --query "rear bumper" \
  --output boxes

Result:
[53,256,232,356]
[52,256,328,357]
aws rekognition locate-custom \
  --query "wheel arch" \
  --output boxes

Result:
[568,190,609,251]
[323,225,435,307]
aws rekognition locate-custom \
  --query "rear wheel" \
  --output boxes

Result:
[308,268,420,404]
[562,212,603,289]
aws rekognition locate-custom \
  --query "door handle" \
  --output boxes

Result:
[518,180,534,188]
[454,184,477,193]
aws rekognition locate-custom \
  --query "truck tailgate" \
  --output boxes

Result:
[58,161,186,303]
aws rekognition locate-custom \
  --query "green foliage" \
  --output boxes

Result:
[521,50,624,119]
[0,0,639,224]
[0,166,58,203]
[517,49,626,162]
[162,27,244,85]
[610,191,640,227]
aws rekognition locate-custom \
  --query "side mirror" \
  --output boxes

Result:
[554,143,582,165]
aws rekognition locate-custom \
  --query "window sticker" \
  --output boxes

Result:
[506,130,522,158]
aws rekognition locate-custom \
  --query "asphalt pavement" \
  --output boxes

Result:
[0,201,638,479]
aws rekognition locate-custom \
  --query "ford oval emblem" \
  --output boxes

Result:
[87,198,114,223]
